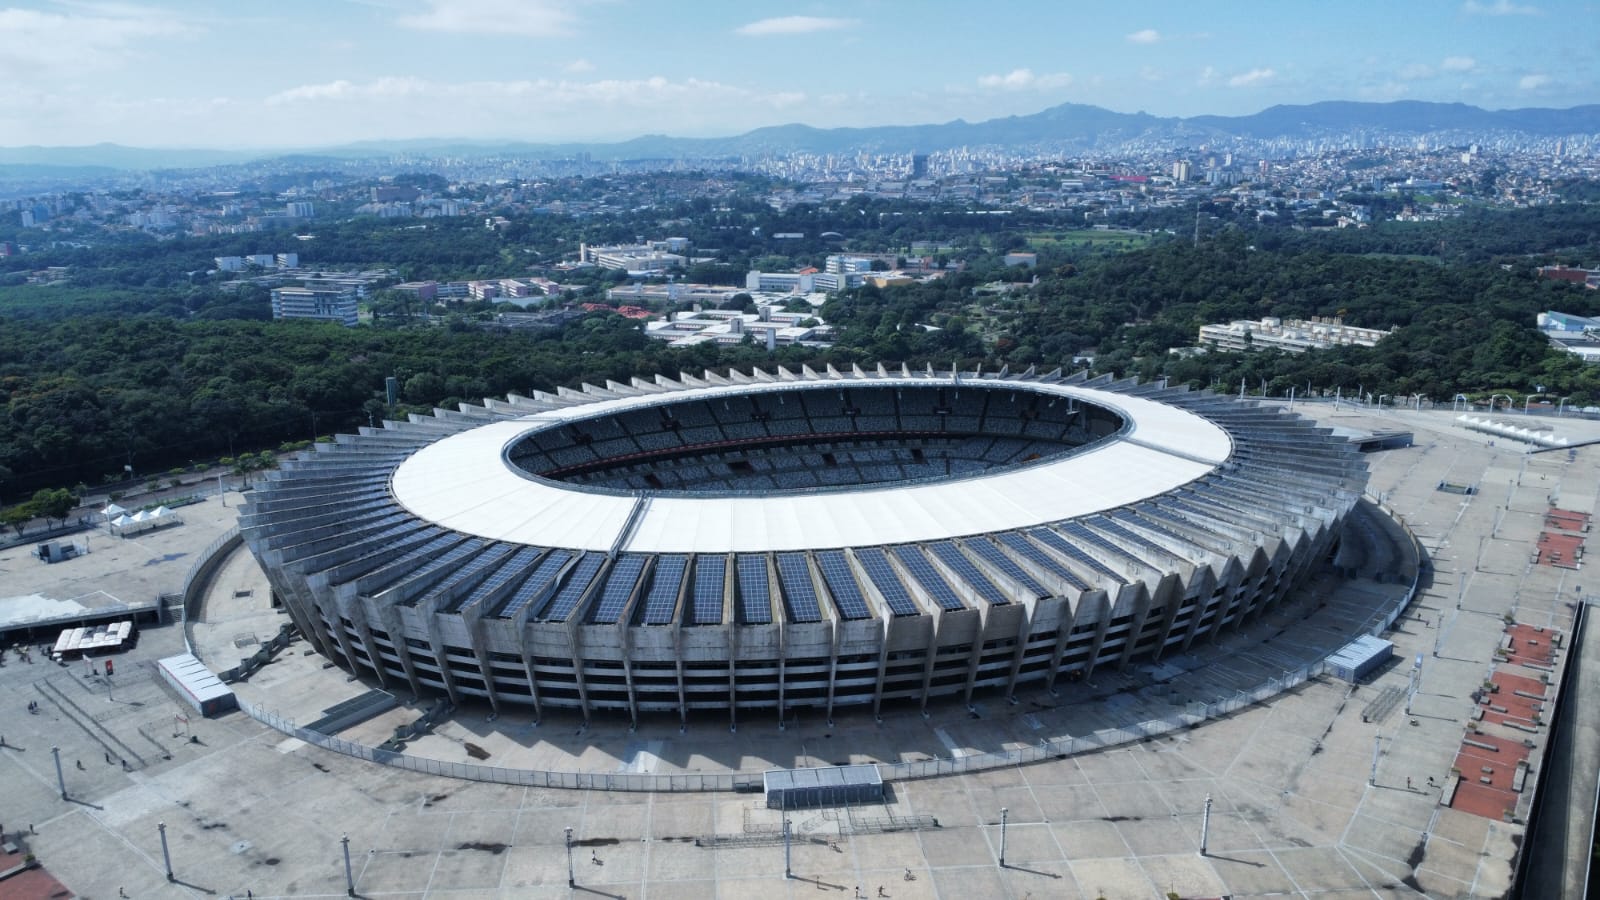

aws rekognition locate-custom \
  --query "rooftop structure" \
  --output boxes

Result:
[1538,310,1600,363]
[1198,316,1393,354]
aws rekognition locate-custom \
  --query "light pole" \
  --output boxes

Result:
[340,833,355,897]
[1559,396,1571,417]
[158,822,174,881]
[783,815,792,879]
[51,746,66,800]
[565,826,575,888]
[1199,794,1212,856]
[998,807,1008,868]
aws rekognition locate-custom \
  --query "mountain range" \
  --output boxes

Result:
[2,100,1597,172]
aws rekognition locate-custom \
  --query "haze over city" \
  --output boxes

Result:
[3,0,1597,150]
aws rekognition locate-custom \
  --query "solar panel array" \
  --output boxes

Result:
[592,554,648,624]
[964,538,1048,598]
[927,541,1008,605]
[995,532,1089,591]
[690,555,726,625]
[855,548,919,616]
[1030,528,1124,585]
[1058,522,1140,575]
[494,549,574,619]
[815,550,870,620]
[775,552,823,622]
[892,546,965,611]
[1089,515,1167,558]
[430,544,512,613]
[641,554,687,625]
[450,545,548,613]
[735,554,772,624]
[539,553,605,622]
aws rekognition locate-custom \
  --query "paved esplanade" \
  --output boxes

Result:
[0,404,1592,899]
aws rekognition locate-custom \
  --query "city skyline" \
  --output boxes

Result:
[1,0,1597,150]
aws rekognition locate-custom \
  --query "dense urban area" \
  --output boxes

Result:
[2,127,1600,526]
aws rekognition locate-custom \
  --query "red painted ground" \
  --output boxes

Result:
[1545,508,1591,532]
[1534,531,1584,568]
[1449,731,1531,820]
[0,863,74,900]
[1503,626,1559,668]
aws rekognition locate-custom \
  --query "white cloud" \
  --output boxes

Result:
[1126,28,1161,44]
[267,77,430,105]
[564,58,595,74]
[1441,55,1477,72]
[1197,65,1219,87]
[735,16,856,36]
[1397,63,1434,81]
[1228,67,1276,88]
[976,68,1072,91]
[1464,0,1540,14]
[1519,73,1551,89]
[0,4,191,77]
[398,0,577,37]
[1139,66,1164,82]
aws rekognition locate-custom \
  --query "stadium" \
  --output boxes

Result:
[240,365,1368,728]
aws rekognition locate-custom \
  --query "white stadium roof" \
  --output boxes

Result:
[390,379,1232,553]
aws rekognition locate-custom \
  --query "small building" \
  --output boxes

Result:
[157,653,237,717]
[1325,635,1393,683]
[764,764,883,810]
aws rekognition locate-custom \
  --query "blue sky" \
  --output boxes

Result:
[1,0,1595,149]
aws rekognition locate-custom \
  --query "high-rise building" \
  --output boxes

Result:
[1172,160,1192,183]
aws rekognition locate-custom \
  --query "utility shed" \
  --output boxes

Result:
[764,764,883,810]
[1326,634,1393,683]
[157,653,237,717]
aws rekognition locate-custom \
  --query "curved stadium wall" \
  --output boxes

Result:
[240,365,1367,727]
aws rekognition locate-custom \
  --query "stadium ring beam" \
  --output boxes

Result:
[240,364,1368,729]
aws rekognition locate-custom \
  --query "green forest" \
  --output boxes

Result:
[2,192,1599,505]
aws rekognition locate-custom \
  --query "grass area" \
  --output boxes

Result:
[1023,229,1151,251]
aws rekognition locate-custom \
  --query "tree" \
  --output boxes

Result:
[30,487,76,527]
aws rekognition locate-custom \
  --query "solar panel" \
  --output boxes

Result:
[735,554,773,624]
[927,541,1008,606]
[422,544,507,612]
[641,555,688,625]
[995,532,1090,591]
[1089,515,1167,558]
[538,553,605,622]
[494,549,573,619]
[1060,521,1142,570]
[447,545,545,614]
[892,546,965,611]
[361,532,467,594]
[775,552,823,623]
[1029,528,1124,584]
[1108,509,1193,549]
[963,538,1048,598]
[591,554,648,623]
[690,555,727,625]
[815,550,871,620]
[855,548,918,616]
